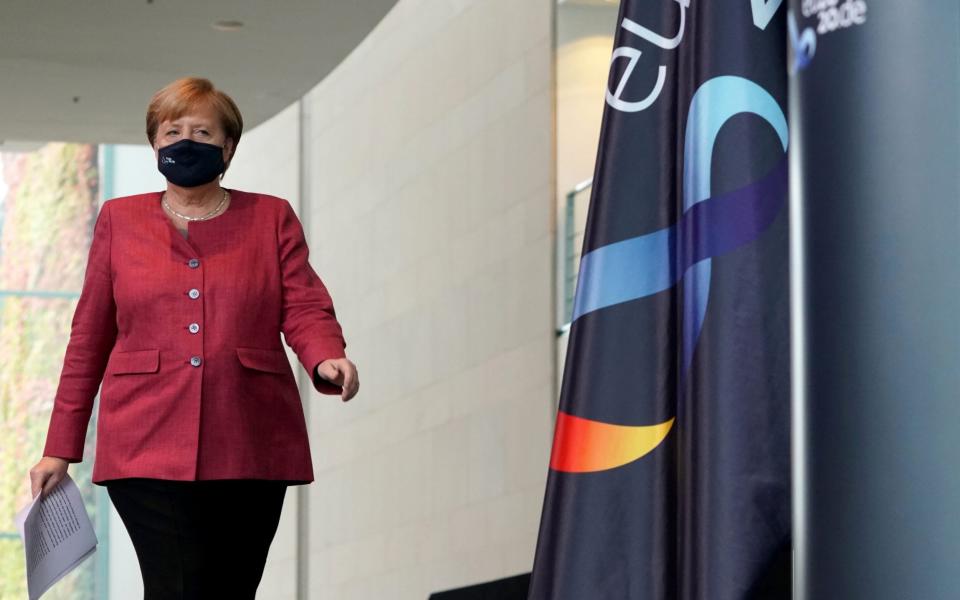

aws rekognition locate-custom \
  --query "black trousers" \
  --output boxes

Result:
[105,478,289,600]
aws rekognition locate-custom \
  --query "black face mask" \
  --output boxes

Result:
[157,139,226,187]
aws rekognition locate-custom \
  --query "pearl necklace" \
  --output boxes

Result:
[162,188,229,221]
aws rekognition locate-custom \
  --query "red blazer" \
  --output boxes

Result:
[42,189,347,485]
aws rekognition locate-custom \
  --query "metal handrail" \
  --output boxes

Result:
[561,177,592,330]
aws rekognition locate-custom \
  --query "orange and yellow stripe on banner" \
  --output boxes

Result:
[549,411,675,473]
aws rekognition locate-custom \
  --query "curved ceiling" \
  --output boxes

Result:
[0,0,399,149]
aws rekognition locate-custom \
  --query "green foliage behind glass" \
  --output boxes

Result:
[0,142,101,600]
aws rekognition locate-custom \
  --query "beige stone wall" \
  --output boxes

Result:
[299,0,557,597]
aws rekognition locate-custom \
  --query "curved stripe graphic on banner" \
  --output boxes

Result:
[571,154,787,322]
[682,76,788,372]
[550,412,676,473]
[554,76,788,473]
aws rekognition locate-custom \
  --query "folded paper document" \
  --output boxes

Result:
[14,473,98,600]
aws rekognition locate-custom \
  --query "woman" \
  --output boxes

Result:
[27,76,359,599]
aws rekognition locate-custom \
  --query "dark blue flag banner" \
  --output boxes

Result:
[529,1,791,598]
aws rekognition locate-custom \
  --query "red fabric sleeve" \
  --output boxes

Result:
[42,201,118,463]
[277,199,347,395]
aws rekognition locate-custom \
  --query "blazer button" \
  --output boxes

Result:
[188,258,200,268]
[188,288,200,299]
[188,323,200,333]
[190,356,202,367]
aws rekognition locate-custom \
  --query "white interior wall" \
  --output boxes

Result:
[556,4,618,197]
[299,0,557,597]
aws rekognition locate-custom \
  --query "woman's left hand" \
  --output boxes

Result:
[316,357,359,402]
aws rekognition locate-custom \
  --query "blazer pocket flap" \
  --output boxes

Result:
[236,347,289,374]
[110,349,160,374]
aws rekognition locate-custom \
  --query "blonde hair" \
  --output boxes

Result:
[145,77,243,172]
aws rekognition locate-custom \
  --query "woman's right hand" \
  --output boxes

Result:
[29,456,69,500]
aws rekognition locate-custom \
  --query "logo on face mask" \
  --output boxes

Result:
[161,156,176,165]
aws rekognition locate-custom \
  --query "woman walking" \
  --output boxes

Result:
[28,76,359,599]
